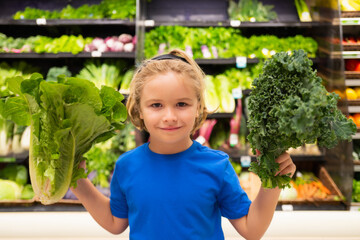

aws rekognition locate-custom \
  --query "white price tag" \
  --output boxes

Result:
[281,204,294,211]
[195,136,206,145]
[229,133,238,147]
[91,51,102,57]
[36,18,47,25]
[240,156,251,167]
[230,20,241,27]
[145,20,155,27]
[232,88,242,99]
[236,56,247,68]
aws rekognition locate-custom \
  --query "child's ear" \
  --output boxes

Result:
[196,103,201,117]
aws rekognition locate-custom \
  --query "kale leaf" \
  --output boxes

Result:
[247,50,356,189]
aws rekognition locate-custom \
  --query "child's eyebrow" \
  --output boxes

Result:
[144,97,194,103]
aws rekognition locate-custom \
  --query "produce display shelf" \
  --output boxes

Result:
[145,20,323,28]
[207,113,234,119]
[341,11,360,19]
[230,154,325,164]
[342,51,360,58]
[341,17,360,25]
[350,202,360,211]
[0,52,136,59]
[0,201,85,212]
[343,44,360,51]
[196,58,319,65]
[0,151,28,164]
[345,71,360,80]
[354,162,360,172]
[195,58,259,65]
[353,132,360,139]
[0,19,135,26]
[345,79,360,86]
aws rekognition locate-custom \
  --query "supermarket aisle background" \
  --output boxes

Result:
[1,211,360,239]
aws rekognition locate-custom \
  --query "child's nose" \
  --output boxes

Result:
[163,108,177,122]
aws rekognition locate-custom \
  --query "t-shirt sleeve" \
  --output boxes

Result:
[110,161,128,219]
[218,160,252,219]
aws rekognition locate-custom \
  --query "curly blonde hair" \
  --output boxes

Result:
[126,49,208,135]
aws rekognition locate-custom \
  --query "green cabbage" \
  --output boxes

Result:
[2,73,127,204]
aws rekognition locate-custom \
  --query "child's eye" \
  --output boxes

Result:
[177,102,188,107]
[151,103,162,108]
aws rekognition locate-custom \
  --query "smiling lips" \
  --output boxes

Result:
[161,126,181,131]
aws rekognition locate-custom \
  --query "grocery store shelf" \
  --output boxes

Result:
[0,19,135,26]
[145,20,324,28]
[342,51,360,58]
[1,211,360,239]
[345,79,360,86]
[0,151,28,163]
[0,52,135,59]
[348,105,360,113]
[341,17,360,25]
[352,132,360,139]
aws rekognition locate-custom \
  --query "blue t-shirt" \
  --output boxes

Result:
[110,140,251,240]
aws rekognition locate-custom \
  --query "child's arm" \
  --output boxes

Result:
[229,152,296,240]
[70,164,129,235]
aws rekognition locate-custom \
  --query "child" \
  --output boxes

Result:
[71,49,296,240]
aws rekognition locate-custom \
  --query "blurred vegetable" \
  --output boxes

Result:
[228,0,277,22]
[204,75,221,112]
[119,68,135,94]
[341,0,360,11]
[46,66,72,82]
[85,140,117,188]
[0,179,22,200]
[0,164,28,185]
[76,60,128,90]
[13,0,135,20]
[278,182,298,200]
[353,179,360,202]
[145,26,318,59]
[21,184,35,200]
[295,0,312,22]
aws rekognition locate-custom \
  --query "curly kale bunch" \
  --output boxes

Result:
[247,50,356,189]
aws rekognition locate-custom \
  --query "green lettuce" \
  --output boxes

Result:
[247,50,356,189]
[2,73,127,204]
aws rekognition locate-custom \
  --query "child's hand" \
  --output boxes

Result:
[79,160,86,170]
[274,152,296,178]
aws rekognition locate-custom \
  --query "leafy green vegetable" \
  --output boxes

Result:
[228,0,277,22]
[247,50,356,189]
[85,140,117,188]
[21,184,35,200]
[13,0,135,20]
[353,179,360,202]
[46,66,72,82]
[0,164,28,185]
[76,60,128,90]
[0,179,22,200]
[2,73,127,204]
[145,26,318,59]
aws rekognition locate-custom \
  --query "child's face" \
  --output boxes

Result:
[139,71,199,152]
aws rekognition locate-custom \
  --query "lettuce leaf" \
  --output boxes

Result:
[3,73,127,204]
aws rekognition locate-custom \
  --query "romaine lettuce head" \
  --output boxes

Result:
[3,73,127,204]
